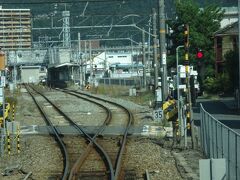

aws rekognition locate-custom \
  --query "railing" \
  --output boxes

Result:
[97,77,144,87]
[200,104,240,180]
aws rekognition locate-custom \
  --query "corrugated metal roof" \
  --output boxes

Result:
[54,63,79,68]
[214,21,238,36]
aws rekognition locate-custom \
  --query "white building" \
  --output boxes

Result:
[221,7,238,28]
[90,51,132,70]
[85,51,144,79]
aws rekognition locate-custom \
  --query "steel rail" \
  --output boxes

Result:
[24,84,70,180]
[28,85,114,180]
[63,88,134,179]
[63,89,115,179]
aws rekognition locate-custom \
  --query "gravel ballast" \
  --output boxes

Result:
[0,87,202,179]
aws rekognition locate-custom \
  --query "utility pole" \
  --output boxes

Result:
[131,35,134,78]
[153,8,162,107]
[89,40,92,85]
[78,33,84,90]
[148,16,151,72]
[153,9,158,88]
[142,29,146,88]
[238,0,240,109]
[159,0,168,100]
[176,45,186,146]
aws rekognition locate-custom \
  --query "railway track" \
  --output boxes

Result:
[57,88,134,180]
[24,84,69,179]
[25,84,114,180]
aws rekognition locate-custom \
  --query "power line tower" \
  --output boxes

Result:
[62,11,71,48]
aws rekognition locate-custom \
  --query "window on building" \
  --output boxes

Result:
[117,56,127,58]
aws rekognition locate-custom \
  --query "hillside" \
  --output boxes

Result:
[0,0,237,46]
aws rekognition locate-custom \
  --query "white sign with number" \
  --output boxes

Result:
[153,108,163,121]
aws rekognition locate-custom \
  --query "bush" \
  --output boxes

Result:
[203,73,231,94]
[203,77,218,93]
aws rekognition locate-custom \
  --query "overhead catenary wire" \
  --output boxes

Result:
[0,0,130,4]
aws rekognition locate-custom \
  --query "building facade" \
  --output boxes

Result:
[214,21,238,73]
[221,7,238,28]
[0,6,31,50]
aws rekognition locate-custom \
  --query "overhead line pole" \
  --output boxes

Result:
[238,0,240,109]
[159,0,167,100]
[89,40,93,85]
[153,9,158,91]
[153,8,162,107]
[78,32,84,90]
[148,16,152,72]
[142,29,146,88]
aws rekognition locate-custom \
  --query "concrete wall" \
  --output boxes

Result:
[7,49,47,65]
[59,49,71,64]
[48,48,71,65]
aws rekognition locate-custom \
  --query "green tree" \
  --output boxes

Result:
[167,0,224,92]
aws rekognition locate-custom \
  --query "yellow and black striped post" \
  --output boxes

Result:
[12,104,15,121]
[85,84,90,90]
[17,125,20,153]
[7,130,11,156]
[175,118,180,142]
[184,24,195,147]
[184,24,190,74]
[184,24,191,136]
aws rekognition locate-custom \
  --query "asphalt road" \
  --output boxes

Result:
[193,97,240,134]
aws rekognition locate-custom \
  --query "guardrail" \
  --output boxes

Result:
[200,104,240,180]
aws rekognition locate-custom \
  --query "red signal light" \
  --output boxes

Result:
[196,49,203,59]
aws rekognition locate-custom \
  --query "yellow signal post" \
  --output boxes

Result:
[184,24,195,148]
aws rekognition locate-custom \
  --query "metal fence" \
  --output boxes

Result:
[98,77,144,87]
[200,104,240,180]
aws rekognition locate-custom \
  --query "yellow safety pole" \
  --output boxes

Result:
[7,130,10,156]
[17,125,20,154]
[184,24,195,148]
[176,119,180,140]
[12,104,15,121]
